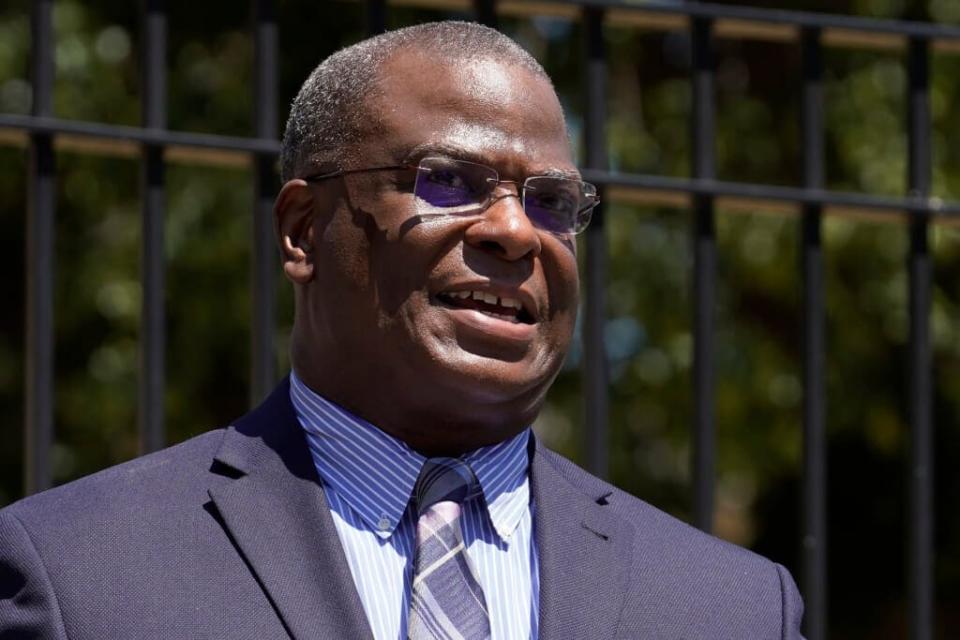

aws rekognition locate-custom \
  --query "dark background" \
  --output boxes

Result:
[1,0,959,637]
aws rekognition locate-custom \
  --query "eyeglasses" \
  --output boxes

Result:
[303,156,599,235]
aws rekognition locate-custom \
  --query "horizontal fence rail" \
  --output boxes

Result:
[4,113,960,219]
[2,0,955,638]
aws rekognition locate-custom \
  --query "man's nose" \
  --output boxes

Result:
[463,190,542,261]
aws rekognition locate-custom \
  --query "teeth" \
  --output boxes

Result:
[445,290,525,315]
[500,296,521,310]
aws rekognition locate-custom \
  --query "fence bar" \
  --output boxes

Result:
[800,25,827,640]
[138,0,167,453]
[573,167,959,217]
[582,6,609,479]
[0,113,281,154]
[906,35,933,640]
[548,0,960,41]
[691,15,716,533]
[5,111,960,216]
[24,0,55,495]
[250,0,278,406]
[474,0,499,28]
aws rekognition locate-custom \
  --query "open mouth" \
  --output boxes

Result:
[436,290,536,325]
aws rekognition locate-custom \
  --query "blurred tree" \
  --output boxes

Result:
[1,0,959,637]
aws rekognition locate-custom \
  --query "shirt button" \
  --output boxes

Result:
[378,516,391,531]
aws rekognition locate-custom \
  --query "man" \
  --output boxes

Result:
[0,21,803,639]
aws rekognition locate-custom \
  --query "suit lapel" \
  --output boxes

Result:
[205,383,633,639]
[206,380,374,640]
[532,441,633,640]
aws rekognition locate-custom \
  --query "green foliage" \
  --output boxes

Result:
[2,1,960,636]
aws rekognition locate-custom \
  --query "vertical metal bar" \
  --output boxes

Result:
[25,0,55,495]
[473,0,498,28]
[907,35,933,640]
[582,7,608,479]
[139,0,166,453]
[251,0,277,406]
[366,0,387,36]
[691,16,716,533]
[800,25,827,640]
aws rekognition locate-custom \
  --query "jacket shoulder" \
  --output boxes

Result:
[537,446,804,639]
[2,429,225,532]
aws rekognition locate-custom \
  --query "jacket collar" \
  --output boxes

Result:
[207,377,374,640]
[531,438,635,640]
[206,379,633,640]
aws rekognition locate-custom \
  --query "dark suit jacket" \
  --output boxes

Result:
[0,379,804,639]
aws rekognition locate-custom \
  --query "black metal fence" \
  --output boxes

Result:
[4,0,960,638]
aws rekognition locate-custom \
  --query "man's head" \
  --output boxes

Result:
[275,22,584,455]
[279,22,552,183]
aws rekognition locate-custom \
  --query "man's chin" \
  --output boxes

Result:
[404,314,562,413]
[425,348,556,409]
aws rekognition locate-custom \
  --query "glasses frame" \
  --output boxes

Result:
[303,156,600,235]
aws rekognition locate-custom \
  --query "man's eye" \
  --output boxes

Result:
[531,191,573,212]
[429,170,469,191]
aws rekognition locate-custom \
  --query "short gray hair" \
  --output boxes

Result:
[280,21,551,182]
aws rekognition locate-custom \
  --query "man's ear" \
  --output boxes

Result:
[274,179,318,284]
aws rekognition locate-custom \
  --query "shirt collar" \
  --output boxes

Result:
[289,371,531,542]
[462,427,531,541]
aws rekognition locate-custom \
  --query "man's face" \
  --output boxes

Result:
[293,48,580,452]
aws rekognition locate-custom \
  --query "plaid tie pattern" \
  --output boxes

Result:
[408,458,491,640]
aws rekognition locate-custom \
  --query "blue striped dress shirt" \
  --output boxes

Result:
[289,371,539,640]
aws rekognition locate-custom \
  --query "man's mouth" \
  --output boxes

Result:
[435,290,536,325]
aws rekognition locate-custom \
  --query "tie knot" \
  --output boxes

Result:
[412,457,482,515]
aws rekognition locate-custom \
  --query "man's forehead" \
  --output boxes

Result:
[452,58,524,106]
[369,48,573,176]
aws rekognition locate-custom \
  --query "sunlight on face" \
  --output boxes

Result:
[460,57,522,105]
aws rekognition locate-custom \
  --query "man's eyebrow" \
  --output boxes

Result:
[397,143,582,181]
[539,167,582,180]
[398,142,483,165]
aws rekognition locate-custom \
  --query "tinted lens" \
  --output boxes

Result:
[523,176,587,234]
[414,157,497,215]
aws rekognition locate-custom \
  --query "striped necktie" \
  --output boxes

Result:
[408,458,491,640]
